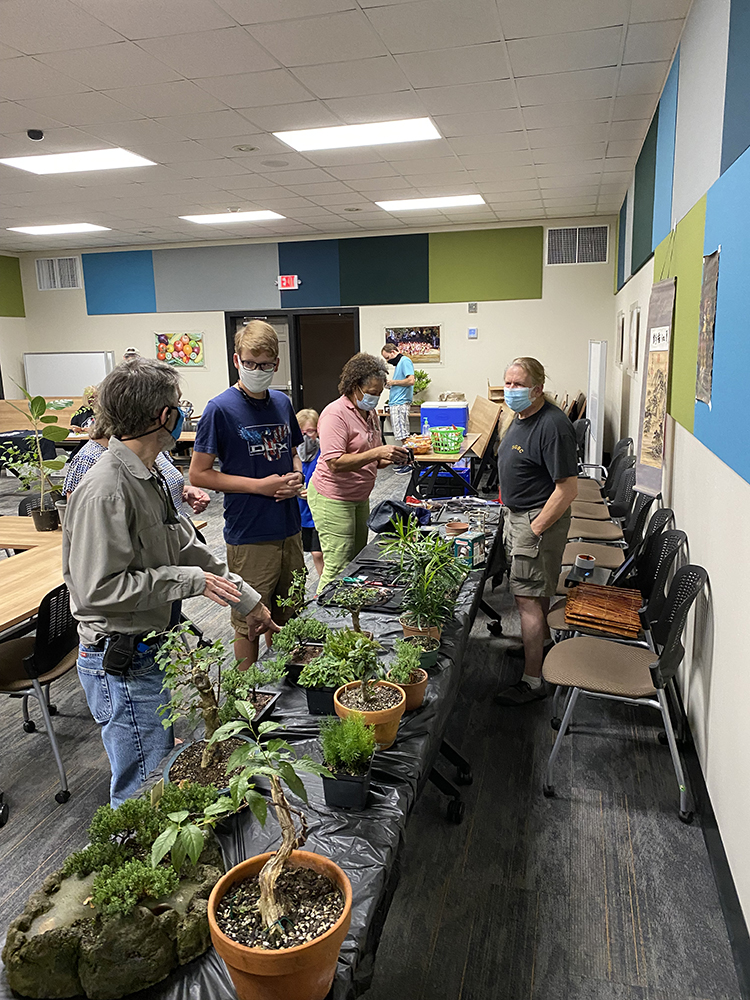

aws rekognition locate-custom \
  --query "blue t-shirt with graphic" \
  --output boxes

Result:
[194,386,303,544]
[388,355,414,406]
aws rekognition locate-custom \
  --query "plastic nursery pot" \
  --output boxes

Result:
[208,850,352,1000]
[31,508,59,532]
[305,686,337,716]
[285,644,325,687]
[399,616,442,642]
[322,755,373,811]
[387,667,428,711]
[333,681,406,751]
[403,636,440,670]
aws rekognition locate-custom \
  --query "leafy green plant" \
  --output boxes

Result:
[388,638,424,685]
[401,568,457,630]
[320,713,376,775]
[0,388,72,506]
[331,582,380,633]
[276,567,310,617]
[413,369,431,400]
[220,659,287,724]
[297,652,357,690]
[298,628,383,695]
[91,860,179,917]
[272,616,330,659]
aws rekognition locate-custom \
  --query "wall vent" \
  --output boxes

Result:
[546,226,608,265]
[35,256,81,290]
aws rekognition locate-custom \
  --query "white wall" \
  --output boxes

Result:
[360,259,614,408]
[0,316,27,398]
[607,257,654,446]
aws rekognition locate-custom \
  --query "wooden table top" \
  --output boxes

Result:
[413,432,480,464]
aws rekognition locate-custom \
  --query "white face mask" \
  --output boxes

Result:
[356,391,380,411]
[239,367,274,393]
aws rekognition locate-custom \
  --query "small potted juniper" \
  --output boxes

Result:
[320,713,377,810]
[333,633,405,750]
[387,638,429,711]
[206,703,353,1000]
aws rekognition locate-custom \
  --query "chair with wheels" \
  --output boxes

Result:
[0,583,79,804]
[542,565,707,822]
[561,503,673,580]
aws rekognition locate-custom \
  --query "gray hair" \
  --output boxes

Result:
[98,359,181,439]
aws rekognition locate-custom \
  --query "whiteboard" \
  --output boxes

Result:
[24,352,115,397]
[586,340,607,469]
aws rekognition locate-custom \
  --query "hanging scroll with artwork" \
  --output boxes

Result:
[636,278,676,497]
[696,248,719,406]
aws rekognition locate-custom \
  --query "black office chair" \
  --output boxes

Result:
[0,583,79,804]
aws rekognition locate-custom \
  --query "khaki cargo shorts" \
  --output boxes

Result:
[503,506,571,599]
[226,533,304,637]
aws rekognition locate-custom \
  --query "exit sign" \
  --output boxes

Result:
[278,274,299,290]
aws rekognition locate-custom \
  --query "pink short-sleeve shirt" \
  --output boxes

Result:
[310,395,382,502]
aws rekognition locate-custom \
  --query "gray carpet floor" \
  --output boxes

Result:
[0,463,742,1000]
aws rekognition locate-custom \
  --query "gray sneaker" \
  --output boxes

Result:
[493,680,547,706]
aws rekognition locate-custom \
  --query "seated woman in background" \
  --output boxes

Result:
[69,385,97,430]
[308,353,408,591]
[296,407,325,580]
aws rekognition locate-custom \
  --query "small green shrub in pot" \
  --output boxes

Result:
[388,638,424,686]
[320,713,377,777]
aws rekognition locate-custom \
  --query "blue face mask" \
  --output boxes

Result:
[169,406,186,441]
[356,392,380,411]
[504,387,535,413]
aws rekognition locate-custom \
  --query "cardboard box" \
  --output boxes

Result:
[452,530,485,568]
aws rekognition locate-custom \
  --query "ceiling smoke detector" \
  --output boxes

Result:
[232,144,259,153]
[343,207,362,212]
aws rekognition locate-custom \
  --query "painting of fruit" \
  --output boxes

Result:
[155,332,205,367]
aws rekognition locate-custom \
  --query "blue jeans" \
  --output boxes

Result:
[77,641,173,807]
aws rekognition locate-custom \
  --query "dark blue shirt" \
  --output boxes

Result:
[194,386,303,544]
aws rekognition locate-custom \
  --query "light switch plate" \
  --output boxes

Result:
[468,327,478,339]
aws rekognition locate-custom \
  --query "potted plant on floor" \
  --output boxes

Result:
[297,628,376,715]
[333,636,405,750]
[0,389,72,531]
[206,703,352,1000]
[387,638,429,711]
[319,712,377,810]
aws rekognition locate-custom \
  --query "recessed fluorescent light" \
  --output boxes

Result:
[7,223,111,235]
[0,148,155,175]
[179,211,285,224]
[376,195,486,212]
[274,117,441,151]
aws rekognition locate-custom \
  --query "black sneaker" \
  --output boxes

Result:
[505,641,554,660]
[493,680,547,706]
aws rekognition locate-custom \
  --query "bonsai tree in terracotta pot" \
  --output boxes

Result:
[319,712,377,810]
[206,703,352,1000]
[332,634,405,750]
[399,566,457,640]
[387,638,429,711]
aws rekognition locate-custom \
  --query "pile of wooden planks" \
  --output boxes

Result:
[564,582,642,638]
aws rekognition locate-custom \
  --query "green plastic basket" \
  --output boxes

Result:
[430,426,463,454]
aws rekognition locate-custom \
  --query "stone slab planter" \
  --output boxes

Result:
[388,667,429,711]
[207,850,352,1000]
[333,681,406,750]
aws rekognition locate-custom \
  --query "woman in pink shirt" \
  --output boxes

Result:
[308,353,408,589]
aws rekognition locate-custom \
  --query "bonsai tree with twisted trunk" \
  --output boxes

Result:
[331,582,380,633]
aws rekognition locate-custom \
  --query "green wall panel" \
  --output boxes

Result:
[632,110,658,274]
[428,227,543,302]
[338,233,429,305]
[0,255,25,317]
[652,195,706,433]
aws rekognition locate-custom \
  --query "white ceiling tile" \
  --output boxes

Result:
[448,132,529,154]
[367,138,455,160]
[198,70,312,108]
[624,20,683,63]
[137,28,279,79]
[486,199,543,211]
[394,43,509,89]
[393,155,463,174]
[413,181,478,194]
[289,180,359,194]
[198,134,290,156]
[154,110,259,139]
[104,82,226,118]
[293,57,410,99]
[0,57,90,101]
[508,27,623,76]
[131,139,221,163]
[323,92,428,124]
[168,158,251,178]
[466,165,537,181]
[326,162,399,179]
[346,175,424,191]
[543,198,598,208]
[416,81,516,116]
[74,0,235,40]
[457,150,533,169]
[248,11,387,67]
[241,102,341,131]
[630,0,692,23]
[214,0,356,24]
[365,0,503,54]
[217,150,314,171]
[540,184,599,197]
[617,62,671,97]
[527,123,610,147]
[517,68,617,107]
[523,99,612,129]
[83,119,185,145]
[606,140,644,159]
[473,177,538,192]
[533,143,606,163]
[0,42,24,59]
[541,175,601,190]
[434,108,523,137]
[608,119,650,141]
[603,156,633,172]
[308,192,370,205]
[37,42,183,90]
[0,126,108,156]
[0,100,65,132]
[258,167,336,185]
[498,208,546,218]
[498,0,627,38]
[536,159,603,177]
[19,91,141,126]
[301,147,389,166]
[613,94,658,120]
[0,0,122,54]
[212,173,284,190]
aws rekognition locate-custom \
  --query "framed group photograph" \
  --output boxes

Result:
[384,325,441,364]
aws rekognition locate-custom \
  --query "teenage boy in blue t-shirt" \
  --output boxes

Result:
[382,342,415,474]
[190,321,305,666]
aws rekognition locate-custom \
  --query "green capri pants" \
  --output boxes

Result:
[307,482,370,591]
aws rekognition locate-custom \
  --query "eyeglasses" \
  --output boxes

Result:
[238,359,276,372]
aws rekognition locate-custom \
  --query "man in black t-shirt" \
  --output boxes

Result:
[495,358,578,706]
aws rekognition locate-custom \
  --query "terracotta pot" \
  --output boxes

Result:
[387,668,428,711]
[208,850,352,1000]
[399,616,441,641]
[333,681,406,750]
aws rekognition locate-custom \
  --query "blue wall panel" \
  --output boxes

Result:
[153,244,280,312]
[694,144,750,484]
[82,250,156,315]
[653,51,679,248]
[721,0,750,174]
[617,195,628,290]
[278,240,340,308]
